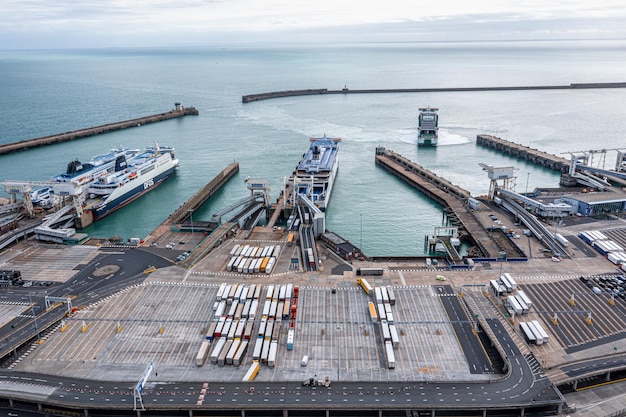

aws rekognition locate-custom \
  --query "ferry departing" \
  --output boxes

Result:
[293,136,341,211]
[417,107,439,146]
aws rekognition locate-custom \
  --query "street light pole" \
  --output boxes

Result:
[525,172,530,195]
[29,293,40,341]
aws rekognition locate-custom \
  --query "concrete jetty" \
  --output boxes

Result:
[476,134,570,173]
[0,104,199,155]
[242,82,626,103]
[375,147,500,258]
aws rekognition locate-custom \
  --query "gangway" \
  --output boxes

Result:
[209,195,257,225]
[496,188,573,218]
[497,193,570,259]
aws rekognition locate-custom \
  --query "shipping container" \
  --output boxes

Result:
[210,337,227,364]
[381,286,390,304]
[214,316,226,338]
[196,340,211,366]
[249,299,259,320]
[228,284,238,300]
[258,318,267,338]
[233,340,249,367]
[234,245,244,256]
[268,341,278,367]
[227,301,238,318]
[215,300,227,319]
[520,322,537,344]
[389,324,400,348]
[377,303,387,321]
[218,340,233,366]
[265,319,274,340]
[386,311,394,324]
[242,299,252,319]
[235,319,246,339]
[216,283,228,301]
[260,339,271,365]
[502,273,517,290]
[253,284,262,300]
[266,246,275,257]
[226,339,241,365]
[516,290,532,309]
[241,245,251,257]
[532,320,549,344]
[206,320,218,341]
[385,341,395,369]
[384,303,392,315]
[271,321,281,341]
[227,257,237,272]
[239,286,249,302]
[234,303,244,321]
[278,285,287,301]
[242,362,261,382]
[266,285,275,300]
[368,302,378,322]
[276,301,284,321]
[230,244,241,256]
[374,287,383,304]
[381,319,391,341]
[262,299,271,317]
[244,320,254,340]
[386,286,396,305]
[286,283,293,300]
[252,337,263,361]
[265,257,276,274]
[282,299,291,320]
[273,245,281,259]
[227,319,238,340]
[270,300,278,318]
[260,257,270,273]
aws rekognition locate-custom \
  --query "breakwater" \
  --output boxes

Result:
[242,82,626,103]
[0,105,199,155]
[476,134,570,173]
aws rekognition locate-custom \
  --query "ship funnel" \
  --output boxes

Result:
[115,155,127,172]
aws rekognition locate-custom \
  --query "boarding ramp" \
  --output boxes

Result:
[497,194,570,259]
[209,195,257,225]
[496,188,573,218]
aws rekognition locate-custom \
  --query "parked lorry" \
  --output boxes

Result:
[302,376,331,387]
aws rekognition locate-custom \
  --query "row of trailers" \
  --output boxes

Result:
[226,244,282,274]
[519,320,550,345]
[195,283,299,381]
[357,278,397,369]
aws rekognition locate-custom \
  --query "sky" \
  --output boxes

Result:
[2,0,626,49]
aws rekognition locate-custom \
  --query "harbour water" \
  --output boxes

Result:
[1,40,626,255]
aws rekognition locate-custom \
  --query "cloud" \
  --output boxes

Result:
[2,0,626,49]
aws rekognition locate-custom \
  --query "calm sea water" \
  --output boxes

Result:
[1,40,626,255]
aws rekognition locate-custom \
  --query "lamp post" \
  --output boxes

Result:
[29,293,40,342]
[525,172,530,195]
[189,209,195,248]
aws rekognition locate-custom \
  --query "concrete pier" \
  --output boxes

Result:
[242,82,626,103]
[476,134,570,173]
[0,105,199,155]
[375,147,500,258]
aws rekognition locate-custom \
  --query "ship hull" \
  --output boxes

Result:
[293,137,340,211]
[91,164,176,221]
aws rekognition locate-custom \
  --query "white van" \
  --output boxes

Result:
[301,355,309,367]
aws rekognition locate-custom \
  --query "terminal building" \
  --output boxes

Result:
[560,191,626,216]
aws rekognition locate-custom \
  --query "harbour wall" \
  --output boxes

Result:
[374,146,500,258]
[168,162,240,225]
[242,82,626,103]
[476,134,570,173]
[0,106,199,155]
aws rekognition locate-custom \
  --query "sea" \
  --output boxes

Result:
[1,39,626,256]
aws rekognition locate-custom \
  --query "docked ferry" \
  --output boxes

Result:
[85,144,179,221]
[417,107,439,146]
[293,136,341,211]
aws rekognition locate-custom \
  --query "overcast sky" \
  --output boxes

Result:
[2,0,626,49]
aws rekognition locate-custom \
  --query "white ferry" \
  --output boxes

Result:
[293,136,340,211]
[417,107,439,146]
[85,143,179,221]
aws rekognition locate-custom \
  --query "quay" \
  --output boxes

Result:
[476,134,570,173]
[144,162,239,263]
[0,103,199,155]
[375,146,500,258]
[242,82,626,103]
